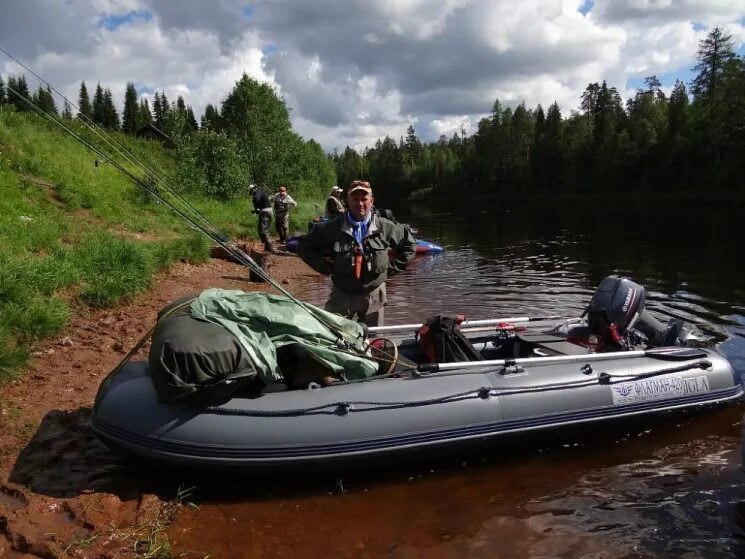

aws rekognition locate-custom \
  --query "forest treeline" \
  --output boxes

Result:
[2,26,743,208]
[332,27,745,207]
[0,72,335,200]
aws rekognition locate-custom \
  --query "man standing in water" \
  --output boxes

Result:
[249,183,274,253]
[298,180,416,326]
[270,185,297,244]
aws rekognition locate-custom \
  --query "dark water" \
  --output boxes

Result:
[173,202,745,558]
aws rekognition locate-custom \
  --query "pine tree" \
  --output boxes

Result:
[10,75,31,111]
[201,103,221,129]
[159,91,170,125]
[691,26,737,109]
[6,76,17,107]
[62,99,74,119]
[92,83,106,125]
[153,90,170,129]
[78,81,92,119]
[185,106,198,132]
[122,82,139,134]
[152,92,162,127]
[404,124,422,160]
[0,74,6,105]
[103,88,120,130]
[34,85,57,114]
[137,98,152,128]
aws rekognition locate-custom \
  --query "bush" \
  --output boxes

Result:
[175,130,247,200]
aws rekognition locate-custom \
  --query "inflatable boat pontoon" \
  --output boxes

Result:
[91,277,743,470]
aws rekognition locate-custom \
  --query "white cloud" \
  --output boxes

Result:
[1,0,744,152]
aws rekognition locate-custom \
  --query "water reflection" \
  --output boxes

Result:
[196,201,745,558]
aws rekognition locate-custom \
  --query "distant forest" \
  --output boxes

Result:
[0,72,335,200]
[332,27,745,206]
[2,26,743,207]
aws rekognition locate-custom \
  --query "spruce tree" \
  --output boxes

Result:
[92,83,106,125]
[35,85,58,115]
[152,92,162,127]
[159,91,170,124]
[12,75,31,111]
[201,103,221,129]
[0,74,5,105]
[137,98,152,128]
[78,81,92,119]
[33,85,55,114]
[62,99,74,119]
[122,81,139,134]
[103,88,120,129]
[691,26,737,108]
[185,106,199,132]
[6,76,17,106]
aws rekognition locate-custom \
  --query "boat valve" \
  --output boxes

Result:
[477,387,491,399]
[581,364,594,375]
[335,402,353,415]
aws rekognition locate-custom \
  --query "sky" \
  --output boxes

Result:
[1,0,745,152]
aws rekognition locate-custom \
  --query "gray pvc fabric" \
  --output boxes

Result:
[190,289,377,383]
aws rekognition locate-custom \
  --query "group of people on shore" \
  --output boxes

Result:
[248,183,298,254]
[248,180,416,326]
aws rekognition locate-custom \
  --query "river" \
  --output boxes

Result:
[172,201,745,558]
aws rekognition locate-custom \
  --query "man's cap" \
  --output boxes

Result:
[348,180,372,195]
[279,186,287,193]
[248,183,258,191]
[331,185,343,194]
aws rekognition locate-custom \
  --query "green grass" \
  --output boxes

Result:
[0,107,331,381]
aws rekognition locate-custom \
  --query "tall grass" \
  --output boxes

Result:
[0,108,333,380]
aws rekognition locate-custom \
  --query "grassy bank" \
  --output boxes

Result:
[0,109,326,380]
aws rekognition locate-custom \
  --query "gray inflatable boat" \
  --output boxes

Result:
[91,277,743,470]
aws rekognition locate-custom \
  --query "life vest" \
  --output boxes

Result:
[274,195,291,217]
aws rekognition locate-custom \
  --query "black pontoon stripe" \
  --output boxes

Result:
[91,385,743,461]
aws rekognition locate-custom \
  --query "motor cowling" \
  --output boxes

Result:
[586,276,646,341]
[585,275,683,347]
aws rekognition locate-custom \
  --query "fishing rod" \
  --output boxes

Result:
[0,54,363,348]
[0,46,227,243]
[368,315,571,335]
[417,346,708,373]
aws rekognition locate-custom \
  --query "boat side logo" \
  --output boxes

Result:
[611,375,710,405]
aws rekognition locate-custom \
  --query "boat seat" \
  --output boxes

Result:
[517,333,591,356]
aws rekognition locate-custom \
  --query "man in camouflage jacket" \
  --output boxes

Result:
[298,180,416,326]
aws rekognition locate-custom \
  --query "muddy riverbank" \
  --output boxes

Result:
[0,245,318,558]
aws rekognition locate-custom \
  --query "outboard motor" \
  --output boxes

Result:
[584,276,683,348]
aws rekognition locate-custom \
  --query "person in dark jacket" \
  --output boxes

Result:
[297,180,416,326]
[249,183,274,253]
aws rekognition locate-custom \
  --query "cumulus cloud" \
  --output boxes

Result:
[1,0,745,152]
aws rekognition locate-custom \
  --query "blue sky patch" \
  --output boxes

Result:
[135,83,154,97]
[242,5,254,19]
[579,0,593,16]
[262,44,278,55]
[98,10,152,31]
[627,66,695,93]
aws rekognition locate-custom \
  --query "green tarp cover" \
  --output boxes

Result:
[190,289,378,383]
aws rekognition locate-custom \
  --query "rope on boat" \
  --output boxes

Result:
[202,359,713,417]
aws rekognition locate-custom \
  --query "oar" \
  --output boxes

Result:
[368,315,571,335]
[417,346,709,373]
